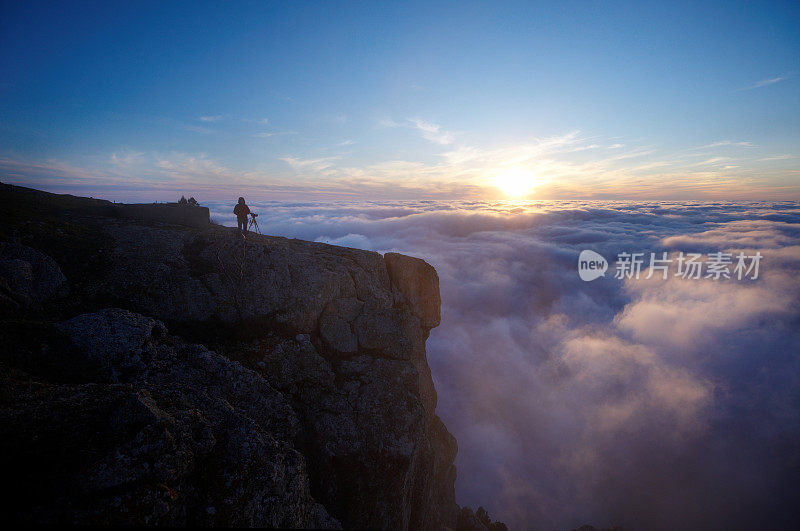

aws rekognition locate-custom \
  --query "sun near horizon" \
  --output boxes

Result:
[491,168,539,199]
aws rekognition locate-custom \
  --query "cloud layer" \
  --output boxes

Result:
[3,125,798,201]
[208,199,800,529]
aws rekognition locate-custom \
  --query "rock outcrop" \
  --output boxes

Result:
[114,202,211,228]
[457,506,509,531]
[0,241,68,313]
[0,184,484,529]
[384,252,441,330]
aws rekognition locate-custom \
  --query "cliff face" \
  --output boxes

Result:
[0,185,461,528]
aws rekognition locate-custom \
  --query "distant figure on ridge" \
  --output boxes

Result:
[234,196,251,235]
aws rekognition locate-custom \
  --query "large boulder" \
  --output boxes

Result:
[0,242,68,312]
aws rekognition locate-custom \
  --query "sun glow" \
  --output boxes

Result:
[492,167,536,198]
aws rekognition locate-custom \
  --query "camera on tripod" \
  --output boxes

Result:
[247,211,261,234]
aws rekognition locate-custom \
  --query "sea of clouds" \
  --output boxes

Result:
[208,199,800,530]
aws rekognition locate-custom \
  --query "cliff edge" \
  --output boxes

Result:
[0,185,504,529]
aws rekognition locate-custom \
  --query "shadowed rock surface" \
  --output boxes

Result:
[0,184,496,529]
[457,506,509,531]
[0,241,68,313]
[3,308,334,526]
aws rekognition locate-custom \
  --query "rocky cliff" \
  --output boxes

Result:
[0,184,504,529]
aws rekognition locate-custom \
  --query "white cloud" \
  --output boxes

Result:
[377,116,403,128]
[408,118,455,145]
[110,150,145,166]
[252,130,297,138]
[154,152,230,180]
[693,140,756,149]
[280,155,340,172]
[694,156,731,166]
[758,154,794,161]
[741,76,787,90]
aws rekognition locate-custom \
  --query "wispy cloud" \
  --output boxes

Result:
[376,116,455,145]
[758,154,794,162]
[252,130,297,139]
[110,150,145,167]
[377,116,403,128]
[154,152,230,178]
[693,140,756,149]
[199,115,223,122]
[280,155,340,172]
[694,157,731,166]
[240,116,270,124]
[409,118,455,145]
[741,76,787,90]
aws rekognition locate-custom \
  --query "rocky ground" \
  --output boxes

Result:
[0,184,506,529]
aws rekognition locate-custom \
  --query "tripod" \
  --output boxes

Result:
[247,212,261,235]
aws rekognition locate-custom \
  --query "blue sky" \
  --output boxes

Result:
[1,0,798,200]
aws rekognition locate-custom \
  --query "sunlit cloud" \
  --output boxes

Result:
[694,157,731,165]
[199,114,223,122]
[409,118,455,145]
[758,154,794,161]
[3,122,799,201]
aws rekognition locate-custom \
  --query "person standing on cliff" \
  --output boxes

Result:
[234,197,251,235]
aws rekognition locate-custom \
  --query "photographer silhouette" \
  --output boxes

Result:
[233,197,251,235]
